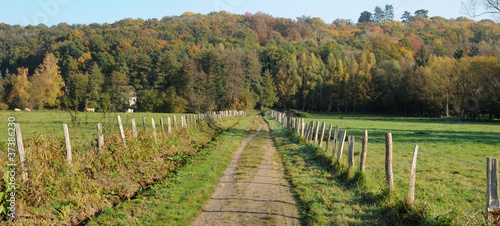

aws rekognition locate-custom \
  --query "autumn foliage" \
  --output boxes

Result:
[0,11,498,119]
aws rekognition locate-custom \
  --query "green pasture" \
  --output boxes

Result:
[297,113,500,224]
[0,110,198,147]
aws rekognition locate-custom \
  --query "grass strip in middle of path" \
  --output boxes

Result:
[88,114,254,225]
[236,116,267,180]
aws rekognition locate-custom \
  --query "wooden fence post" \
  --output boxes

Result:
[486,157,499,218]
[294,117,297,132]
[337,130,347,161]
[131,118,138,138]
[160,118,164,131]
[314,121,320,143]
[360,130,368,172]
[408,145,419,205]
[325,124,333,152]
[385,133,394,190]
[348,136,355,168]
[319,122,326,147]
[332,126,339,158]
[14,123,27,180]
[152,118,157,144]
[301,119,305,138]
[117,116,126,145]
[62,123,72,166]
[97,123,104,152]
[295,118,299,134]
[303,124,309,139]
[142,116,146,130]
[307,121,314,141]
[167,117,172,134]
[173,115,177,127]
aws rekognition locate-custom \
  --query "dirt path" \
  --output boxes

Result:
[191,116,300,226]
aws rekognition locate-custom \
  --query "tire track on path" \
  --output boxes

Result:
[191,116,300,225]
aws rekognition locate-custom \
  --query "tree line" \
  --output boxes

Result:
[0,10,499,119]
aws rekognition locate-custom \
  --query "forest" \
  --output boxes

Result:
[0,7,499,119]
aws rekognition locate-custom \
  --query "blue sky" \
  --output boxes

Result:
[0,0,493,26]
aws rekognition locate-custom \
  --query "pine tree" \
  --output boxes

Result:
[374,6,386,22]
[385,5,395,21]
[260,70,278,107]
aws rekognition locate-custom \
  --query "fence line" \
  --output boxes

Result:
[363,147,486,194]
[266,110,497,222]
[366,163,479,215]
[11,110,246,178]
[354,136,484,167]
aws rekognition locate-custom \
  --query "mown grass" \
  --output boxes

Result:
[276,113,500,224]
[0,110,244,225]
[266,116,445,225]
[88,113,254,225]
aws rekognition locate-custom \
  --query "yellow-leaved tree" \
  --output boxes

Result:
[30,53,65,109]
[8,67,31,109]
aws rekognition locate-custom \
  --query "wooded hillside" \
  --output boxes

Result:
[1,10,499,119]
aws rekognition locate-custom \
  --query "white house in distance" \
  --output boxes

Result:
[129,92,137,106]
[119,86,137,112]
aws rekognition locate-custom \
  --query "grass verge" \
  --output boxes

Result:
[265,116,448,225]
[87,114,254,225]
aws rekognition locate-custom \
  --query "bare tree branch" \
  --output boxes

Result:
[461,0,499,18]
[486,0,500,12]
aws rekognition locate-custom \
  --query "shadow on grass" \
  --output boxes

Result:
[274,126,447,225]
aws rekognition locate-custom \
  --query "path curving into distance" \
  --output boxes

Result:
[191,115,300,225]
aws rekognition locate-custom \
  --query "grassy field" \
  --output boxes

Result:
[0,110,196,136]
[278,112,500,224]
[0,110,198,151]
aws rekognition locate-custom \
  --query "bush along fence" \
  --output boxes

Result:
[266,110,499,224]
[1,110,246,222]
[13,110,246,169]
[5,111,245,219]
